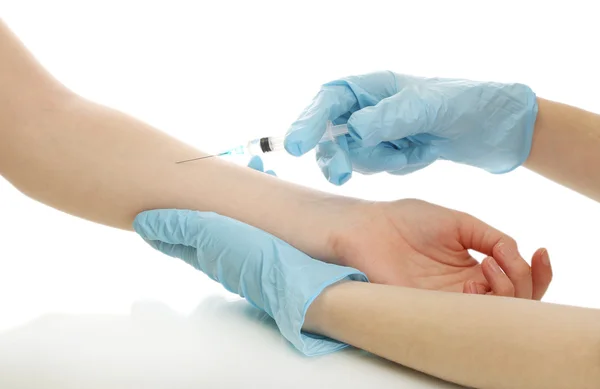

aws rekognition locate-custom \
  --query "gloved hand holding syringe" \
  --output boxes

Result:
[175,121,348,164]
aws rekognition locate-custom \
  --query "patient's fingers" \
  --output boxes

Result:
[492,242,533,299]
[531,248,552,300]
[457,213,522,260]
[482,257,515,297]
[463,281,474,294]
[468,248,550,300]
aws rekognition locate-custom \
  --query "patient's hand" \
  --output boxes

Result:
[246,156,552,300]
[332,199,552,299]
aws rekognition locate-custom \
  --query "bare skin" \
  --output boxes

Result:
[526,98,600,202]
[0,20,551,297]
[304,281,600,389]
[1,16,598,389]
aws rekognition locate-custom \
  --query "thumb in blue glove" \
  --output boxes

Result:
[133,209,367,356]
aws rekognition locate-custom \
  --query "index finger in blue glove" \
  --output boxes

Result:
[133,210,213,275]
[134,210,266,291]
[285,71,399,157]
[134,209,202,248]
[285,85,358,157]
[348,87,443,147]
[146,240,199,269]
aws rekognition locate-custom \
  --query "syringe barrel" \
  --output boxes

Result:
[246,138,264,155]
[246,121,348,155]
[246,136,285,155]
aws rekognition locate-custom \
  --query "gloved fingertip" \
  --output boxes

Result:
[321,164,352,186]
[317,140,353,186]
[247,155,264,172]
[330,172,351,186]
[132,211,151,235]
[265,170,277,177]
[284,138,304,157]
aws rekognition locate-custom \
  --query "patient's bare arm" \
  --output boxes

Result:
[526,98,600,202]
[0,19,354,262]
[0,20,553,294]
[305,281,600,389]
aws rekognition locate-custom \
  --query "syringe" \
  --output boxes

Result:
[175,121,349,164]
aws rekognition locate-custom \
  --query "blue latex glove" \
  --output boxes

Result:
[133,208,367,356]
[285,71,538,185]
[246,155,276,177]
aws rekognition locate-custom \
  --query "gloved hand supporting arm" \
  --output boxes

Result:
[134,209,368,356]
[133,208,595,387]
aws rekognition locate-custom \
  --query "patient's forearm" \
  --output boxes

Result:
[305,282,600,389]
[0,21,356,260]
[525,98,600,202]
[0,94,355,261]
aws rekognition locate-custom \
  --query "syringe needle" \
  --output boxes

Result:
[176,122,348,164]
[175,155,217,164]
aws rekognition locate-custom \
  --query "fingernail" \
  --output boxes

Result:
[497,243,514,259]
[469,281,478,294]
[487,257,501,273]
[541,249,550,266]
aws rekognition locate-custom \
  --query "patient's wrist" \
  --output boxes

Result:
[308,196,373,264]
[326,200,383,267]
[282,193,361,263]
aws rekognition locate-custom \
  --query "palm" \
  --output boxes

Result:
[246,158,550,298]
[334,199,489,292]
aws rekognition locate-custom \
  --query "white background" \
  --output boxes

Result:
[1,1,599,387]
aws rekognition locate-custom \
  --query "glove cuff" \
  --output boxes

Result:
[275,267,368,357]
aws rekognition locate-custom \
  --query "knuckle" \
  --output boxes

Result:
[501,236,518,250]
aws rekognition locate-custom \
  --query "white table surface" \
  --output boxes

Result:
[0,296,464,389]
